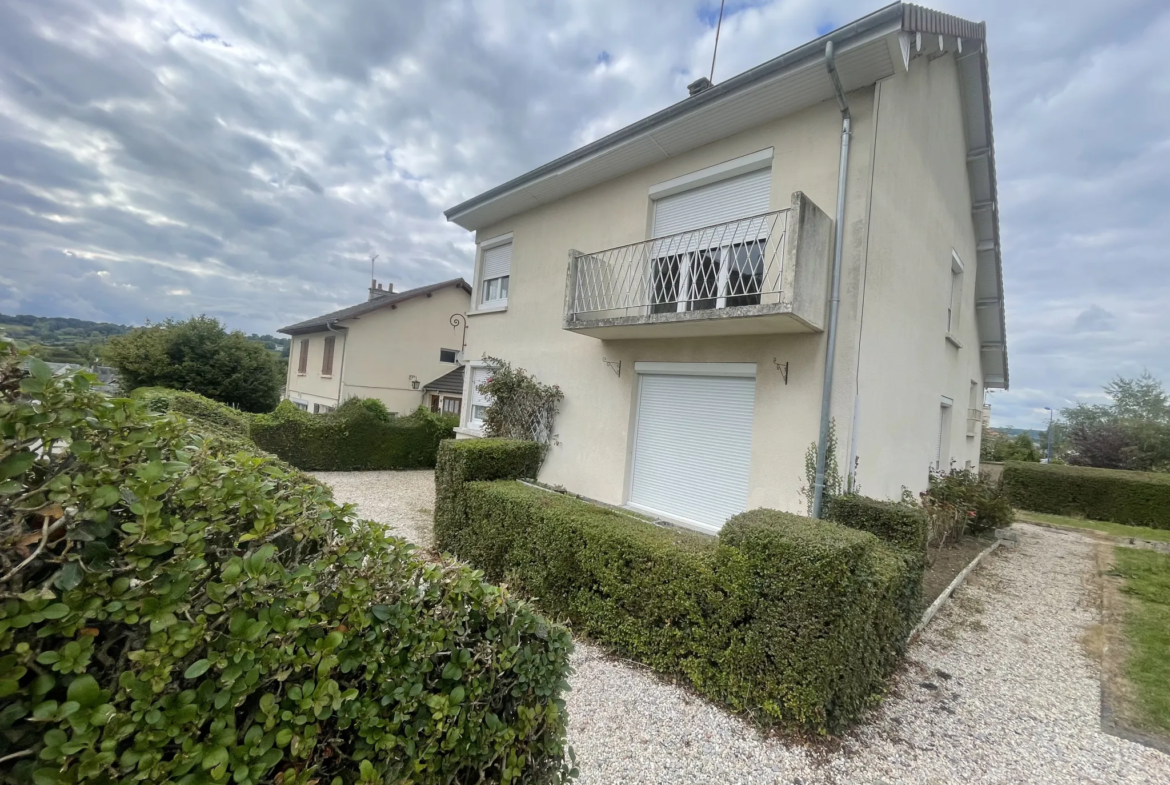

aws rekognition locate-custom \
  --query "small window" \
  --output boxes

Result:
[470,367,492,426]
[442,397,462,416]
[313,403,334,415]
[293,400,309,411]
[297,339,309,374]
[439,348,458,364]
[947,251,964,334]
[321,336,335,376]
[936,399,954,472]
[479,240,512,307]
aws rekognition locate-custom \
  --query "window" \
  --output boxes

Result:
[479,239,512,307]
[648,167,772,314]
[470,366,492,426]
[439,348,458,364]
[321,336,335,376]
[293,400,309,411]
[297,339,309,374]
[442,397,462,416]
[936,398,954,472]
[313,403,334,415]
[947,251,964,334]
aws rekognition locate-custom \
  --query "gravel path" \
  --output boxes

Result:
[318,471,1170,784]
[312,469,436,550]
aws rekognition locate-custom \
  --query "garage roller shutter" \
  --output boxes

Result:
[629,373,756,529]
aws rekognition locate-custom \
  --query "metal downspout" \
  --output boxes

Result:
[325,321,347,404]
[812,39,852,520]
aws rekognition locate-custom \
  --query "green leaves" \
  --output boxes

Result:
[184,659,212,679]
[0,346,573,785]
[0,449,34,480]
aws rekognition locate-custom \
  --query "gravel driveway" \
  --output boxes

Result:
[319,471,1170,784]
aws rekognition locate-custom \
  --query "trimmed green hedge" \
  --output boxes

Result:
[434,439,924,734]
[135,386,253,443]
[251,400,456,471]
[1002,461,1170,530]
[826,493,928,552]
[0,350,573,784]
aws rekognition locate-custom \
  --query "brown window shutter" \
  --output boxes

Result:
[298,339,309,374]
[322,336,335,375]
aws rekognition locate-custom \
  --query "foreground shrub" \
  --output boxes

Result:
[435,439,921,734]
[918,468,1013,548]
[1002,461,1170,530]
[0,348,573,784]
[135,386,253,442]
[251,400,456,471]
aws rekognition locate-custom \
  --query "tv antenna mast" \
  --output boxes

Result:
[709,0,727,82]
[369,253,379,282]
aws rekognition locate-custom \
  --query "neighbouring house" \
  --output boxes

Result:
[278,278,472,415]
[443,3,1008,533]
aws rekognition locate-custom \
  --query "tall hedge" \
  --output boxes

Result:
[434,439,923,734]
[0,349,573,784]
[1002,461,1170,530]
[251,400,456,471]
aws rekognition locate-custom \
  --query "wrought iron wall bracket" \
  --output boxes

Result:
[773,358,789,385]
[602,357,621,377]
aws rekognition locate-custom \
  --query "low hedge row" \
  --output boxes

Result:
[434,439,926,734]
[1,351,573,784]
[1002,461,1170,530]
[135,386,253,446]
[251,400,456,471]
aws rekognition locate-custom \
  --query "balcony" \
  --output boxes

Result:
[563,192,831,339]
[967,408,984,437]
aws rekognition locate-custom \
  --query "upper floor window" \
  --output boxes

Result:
[321,336,335,376]
[947,251,964,335]
[297,339,309,374]
[479,237,512,308]
[439,348,458,364]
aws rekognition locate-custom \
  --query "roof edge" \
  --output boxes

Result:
[278,278,471,336]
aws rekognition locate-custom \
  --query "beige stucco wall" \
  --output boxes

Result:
[460,88,879,516]
[851,52,986,501]
[285,330,344,408]
[285,285,470,415]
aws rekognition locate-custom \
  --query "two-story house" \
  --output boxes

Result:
[444,3,1008,534]
[279,278,472,416]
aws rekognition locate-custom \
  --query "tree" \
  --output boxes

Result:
[1061,371,1170,472]
[103,316,282,412]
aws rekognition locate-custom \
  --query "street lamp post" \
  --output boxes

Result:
[1044,407,1054,463]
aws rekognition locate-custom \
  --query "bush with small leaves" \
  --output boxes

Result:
[0,340,573,785]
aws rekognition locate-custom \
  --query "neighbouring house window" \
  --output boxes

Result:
[470,367,492,426]
[313,403,334,415]
[439,348,457,363]
[479,240,512,307]
[297,339,309,374]
[321,336,335,376]
[293,401,308,411]
[947,251,964,334]
[442,397,462,416]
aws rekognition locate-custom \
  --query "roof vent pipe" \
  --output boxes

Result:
[687,77,713,96]
[812,39,852,520]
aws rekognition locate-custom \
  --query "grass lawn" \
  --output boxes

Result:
[1015,510,1170,544]
[1113,547,1170,736]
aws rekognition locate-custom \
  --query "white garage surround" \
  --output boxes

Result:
[627,362,757,533]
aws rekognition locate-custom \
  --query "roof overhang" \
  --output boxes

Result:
[444,3,1006,387]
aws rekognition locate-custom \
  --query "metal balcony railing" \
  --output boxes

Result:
[567,209,790,320]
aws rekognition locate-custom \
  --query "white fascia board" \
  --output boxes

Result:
[648,148,774,200]
[633,361,757,378]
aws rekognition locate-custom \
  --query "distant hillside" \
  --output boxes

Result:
[0,313,289,363]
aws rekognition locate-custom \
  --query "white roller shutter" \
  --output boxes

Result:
[481,242,512,280]
[629,372,756,530]
[652,168,771,239]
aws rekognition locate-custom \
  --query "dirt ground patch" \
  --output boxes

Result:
[922,535,993,608]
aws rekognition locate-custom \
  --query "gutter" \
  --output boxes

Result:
[325,320,348,404]
[812,39,853,521]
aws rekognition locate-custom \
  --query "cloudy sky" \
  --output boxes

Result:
[0,0,1167,427]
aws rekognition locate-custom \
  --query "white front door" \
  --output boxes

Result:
[628,370,756,531]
